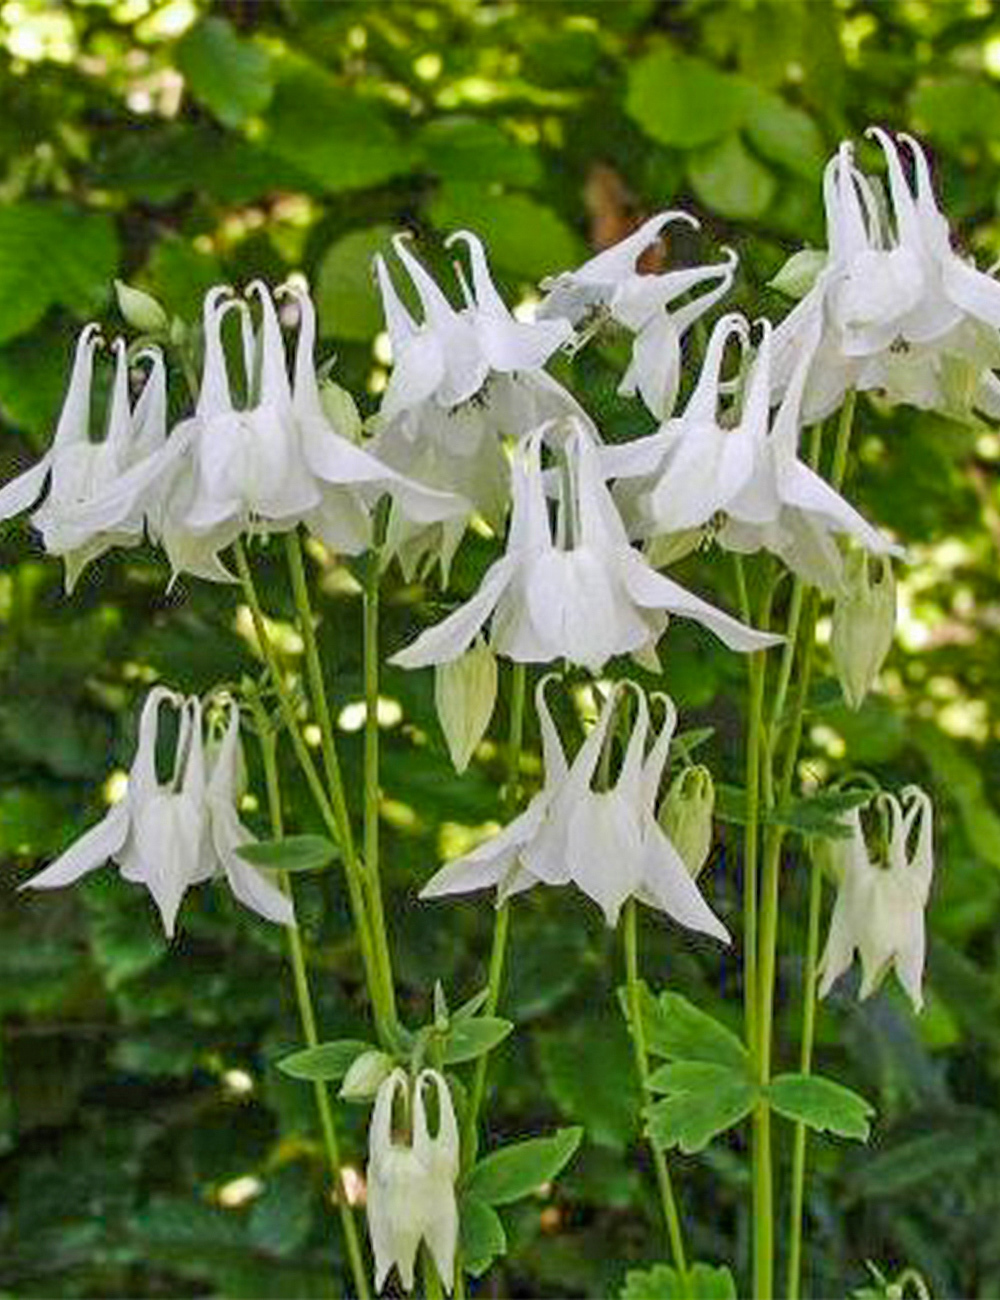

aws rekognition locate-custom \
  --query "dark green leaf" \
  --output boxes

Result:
[176,16,273,128]
[744,88,825,179]
[688,134,776,220]
[622,983,749,1070]
[466,1127,583,1205]
[316,225,394,342]
[459,1195,507,1277]
[845,1112,1000,1199]
[441,1016,513,1064]
[768,1073,874,1141]
[236,834,339,874]
[278,1039,375,1082]
[428,184,583,280]
[417,117,542,187]
[536,1014,641,1149]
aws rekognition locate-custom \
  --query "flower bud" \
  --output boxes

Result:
[830,551,896,711]
[114,279,169,334]
[434,637,498,774]
[340,1049,395,1101]
[769,248,828,300]
[320,379,363,444]
[645,528,703,569]
[658,765,715,878]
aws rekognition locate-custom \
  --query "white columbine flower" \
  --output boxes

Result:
[366,1068,459,1295]
[0,325,170,590]
[391,423,778,674]
[421,677,730,938]
[818,786,934,1012]
[538,210,738,419]
[371,231,585,578]
[608,312,898,592]
[24,687,293,936]
[771,130,1000,424]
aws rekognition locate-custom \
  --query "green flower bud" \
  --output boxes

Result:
[830,551,896,711]
[645,528,703,569]
[658,765,715,878]
[768,248,828,299]
[434,637,498,774]
[339,1049,394,1101]
[114,279,169,334]
[319,379,363,444]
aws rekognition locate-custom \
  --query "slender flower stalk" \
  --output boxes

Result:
[461,661,526,1172]
[623,898,688,1286]
[786,858,823,1300]
[250,697,371,1300]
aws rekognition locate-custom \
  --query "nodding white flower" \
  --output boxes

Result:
[607,312,897,592]
[391,423,777,675]
[772,130,1000,424]
[538,211,738,419]
[434,636,498,774]
[0,325,170,590]
[366,1068,459,1295]
[422,678,729,937]
[818,786,934,1012]
[23,687,293,936]
[371,231,586,579]
[830,550,896,709]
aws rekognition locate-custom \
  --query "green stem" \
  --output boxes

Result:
[251,700,371,1300]
[362,542,397,1030]
[233,537,382,1038]
[461,663,526,1174]
[786,859,822,1300]
[422,1243,445,1300]
[624,899,688,1281]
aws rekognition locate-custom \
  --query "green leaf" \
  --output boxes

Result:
[440,1016,513,1065]
[646,1064,757,1154]
[466,1127,583,1206]
[0,203,119,344]
[672,727,716,760]
[715,785,865,839]
[688,135,776,221]
[626,49,749,148]
[909,76,1000,148]
[536,1014,642,1149]
[277,1039,375,1082]
[768,1073,874,1141]
[619,1261,737,1300]
[145,237,224,321]
[428,184,583,280]
[459,1195,507,1278]
[316,225,394,342]
[260,53,411,193]
[744,88,825,179]
[417,117,542,187]
[236,835,339,874]
[176,16,273,128]
[623,984,749,1070]
[844,1111,1000,1199]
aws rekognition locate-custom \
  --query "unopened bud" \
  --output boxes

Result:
[340,1049,394,1101]
[769,248,827,299]
[320,379,363,443]
[114,280,169,334]
[659,765,715,878]
[831,551,896,710]
[645,528,703,569]
[434,637,497,774]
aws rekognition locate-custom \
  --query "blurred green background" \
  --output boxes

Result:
[3,1,1000,1296]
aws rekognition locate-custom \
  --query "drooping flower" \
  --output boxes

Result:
[421,677,730,938]
[818,786,934,1012]
[391,423,778,674]
[658,765,716,879]
[370,231,586,578]
[434,636,498,773]
[830,550,896,709]
[23,687,293,936]
[607,312,898,592]
[538,211,738,419]
[771,130,1000,424]
[366,1068,459,1294]
[0,325,171,590]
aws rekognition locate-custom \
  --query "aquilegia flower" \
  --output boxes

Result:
[371,231,586,578]
[24,687,293,936]
[771,130,1000,423]
[538,210,738,419]
[421,676,730,937]
[366,1068,459,1294]
[0,325,170,590]
[391,423,778,674]
[608,312,898,591]
[818,785,934,1012]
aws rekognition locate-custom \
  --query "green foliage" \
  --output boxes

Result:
[619,1261,737,1300]
[236,835,340,874]
[439,1015,513,1064]
[465,1126,583,1205]
[278,1039,375,1082]
[625,983,749,1070]
[646,1062,757,1154]
[767,1074,874,1141]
